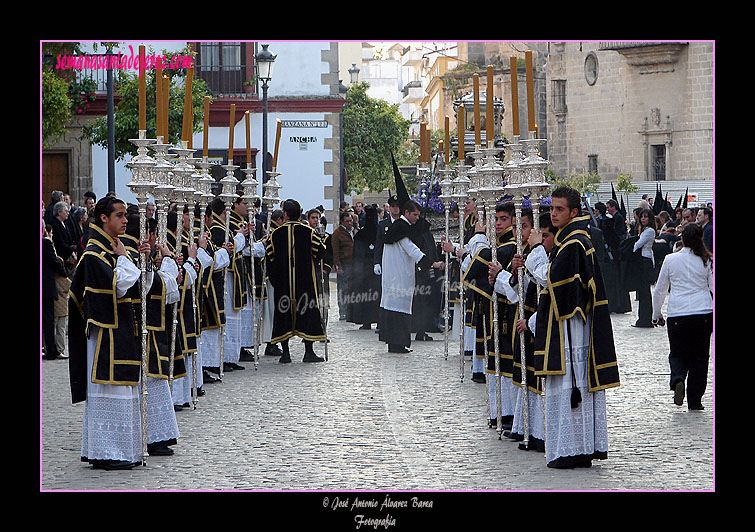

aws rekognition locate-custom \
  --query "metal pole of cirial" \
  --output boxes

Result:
[487,194,503,439]
[514,195,530,448]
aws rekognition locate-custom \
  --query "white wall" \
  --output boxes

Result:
[88,41,337,225]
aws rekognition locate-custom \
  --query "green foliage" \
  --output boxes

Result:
[42,71,72,148]
[81,47,211,161]
[545,169,602,195]
[616,172,639,194]
[68,77,97,116]
[342,81,412,194]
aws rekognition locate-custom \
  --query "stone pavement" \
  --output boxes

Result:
[41,280,714,494]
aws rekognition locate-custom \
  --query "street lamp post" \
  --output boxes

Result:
[255,44,276,211]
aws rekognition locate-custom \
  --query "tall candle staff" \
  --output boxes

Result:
[169,139,198,393]
[438,157,455,361]
[217,104,239,381]
[126,44,157,464]
[451,159,471,382]
[241,111,261,369]
[256,118,283,352]
[479,145,506,438]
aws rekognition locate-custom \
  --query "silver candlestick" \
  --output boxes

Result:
[438,166,455,362]
[217,160,240,381]
[126,130,157,466]
[451,164,471,382]
[239,165,261,370]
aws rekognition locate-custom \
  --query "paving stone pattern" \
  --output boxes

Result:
[41,282,714,492]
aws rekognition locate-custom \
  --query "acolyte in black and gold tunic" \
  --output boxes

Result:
[512,264,541,394]
[462,226,518,376]
[227,209,250,310]
[200,216,229,331]
[533,216,620,392]
[266,220,327,344]
[167,228,199,357]
[68,224,140,404]
[121,232,186,381]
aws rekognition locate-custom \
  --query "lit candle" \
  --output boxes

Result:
[426,124,432,164]
[458,104,465,161]
[486,66,494,147]
[473,73,481,147]
[510,56,520,137]
[526,50,535,134]
[203,96,210,157]
[229,103,236,162]
[162,75,169,142]
[444,116,450,165]
[155,67,163,141]
[138,45,146,132]
[181,67,193,143]
[245,111,251,165]
[273,118,282,169]
[420,122,426,163]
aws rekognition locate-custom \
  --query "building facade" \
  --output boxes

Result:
[42,40,347,231]
[545,41,714,183]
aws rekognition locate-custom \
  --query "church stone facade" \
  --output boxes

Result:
[544,41,714,183]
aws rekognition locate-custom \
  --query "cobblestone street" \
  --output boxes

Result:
[41,280,714,500]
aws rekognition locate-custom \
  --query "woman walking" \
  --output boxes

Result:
[652,223,713,410]
[632,208,657,327]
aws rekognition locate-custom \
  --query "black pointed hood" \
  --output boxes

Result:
[391,152,411,211]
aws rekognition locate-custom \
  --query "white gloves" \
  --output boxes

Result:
[373,264,382,275]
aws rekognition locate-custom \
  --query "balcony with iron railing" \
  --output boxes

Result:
[194,63,258,97]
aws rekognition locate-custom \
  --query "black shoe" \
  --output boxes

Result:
[359,324,372,330]
[265,344,283,357]
[464,351,473,357]
[181,402,190,408]
[174,404,183,412]
[303,352,325,363]
[471,372,486,383]
[225,362,245,371]
[631,322,654,328]
[91,459,139,470]
[205,366,221,375]
[688,404,705,411]
[202,372,219,383]
[279,353,292,364]
[196,387,206,396]
[239,349,255,361]
[415,333,433,341]
[147,444,175,456]
[388,345,412,353]
[673,380,685,406]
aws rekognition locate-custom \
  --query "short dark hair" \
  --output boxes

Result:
[402,200,421,214]
[210,197,226,216]
[271,209,285,223]
[339,210,352,222]
[282,199,302,221]
[521,207,533,227]
[167,210,178,233]
[550,186,581,212]
[539,211,556,233]
[606,199,619,210]
[92,196,126,228]
[496,201,515,216]
[306,208,321,219]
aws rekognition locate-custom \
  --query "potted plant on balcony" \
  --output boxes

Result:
[244,75,257,95]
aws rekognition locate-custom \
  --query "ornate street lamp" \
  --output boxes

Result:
[255,44,276,205]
